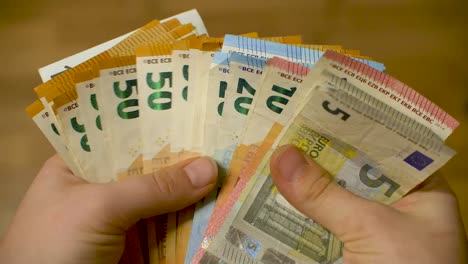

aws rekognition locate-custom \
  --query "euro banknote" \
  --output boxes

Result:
[196,51,457,264]
[25,10,460,264]
[188,37,389,263]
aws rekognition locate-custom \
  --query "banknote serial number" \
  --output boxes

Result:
[330,63,436,125]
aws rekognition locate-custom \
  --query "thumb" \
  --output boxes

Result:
[100,157,218,229]
[270,145,376,239]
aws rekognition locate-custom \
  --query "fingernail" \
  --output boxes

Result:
[277,146,309,182]
[185,157,218,188]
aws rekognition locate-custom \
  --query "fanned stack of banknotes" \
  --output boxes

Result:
[26,9,460,264]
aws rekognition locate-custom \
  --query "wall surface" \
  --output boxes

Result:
[1,0,467,237]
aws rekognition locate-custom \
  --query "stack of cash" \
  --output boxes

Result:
[26,9,459,264]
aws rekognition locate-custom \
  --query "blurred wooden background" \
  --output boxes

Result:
[1,0,467,236]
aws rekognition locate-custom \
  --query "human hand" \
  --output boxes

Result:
[0,155,218,264]
[270,145,467,264]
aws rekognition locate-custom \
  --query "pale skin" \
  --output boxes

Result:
[0,145,466,263]
[270,145,468,264]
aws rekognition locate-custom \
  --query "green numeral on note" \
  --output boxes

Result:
[113,80,139,119]
[147,72,172,90]
[90,94,102,130]
[217,81,228,116]
[51,123,60,136]
[148,91,172,110]
[147,72,173,110]
[71,117,85,133]
[80,135,91,152]
[71,117,91,152]
[236,78,255,96]
[266,85,297,114]
[114,80,138,99]
[182,65,189,101]
[234,78,256,115]
[117,100,139,119]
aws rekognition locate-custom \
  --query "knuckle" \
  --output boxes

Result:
[439,190,460,214]
[444,188,458,204]
[301,171,334,204]
[43,155,61,169]
[150,168,181,196]
[37,155,66,181]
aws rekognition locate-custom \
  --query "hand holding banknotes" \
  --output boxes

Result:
[270,145,467,264]
[0,155,217,264]
[1,146,466,264]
